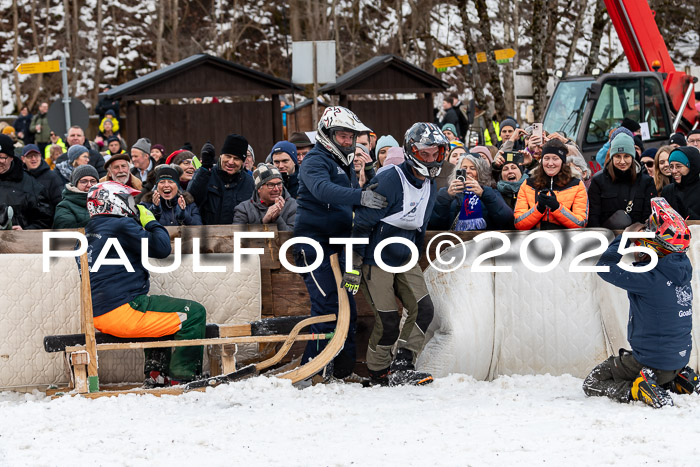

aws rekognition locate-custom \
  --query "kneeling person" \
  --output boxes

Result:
[83,181,206,386]
[583,198,699,407]
[343,122,448,386]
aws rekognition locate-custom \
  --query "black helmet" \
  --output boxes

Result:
[403,122,449,178]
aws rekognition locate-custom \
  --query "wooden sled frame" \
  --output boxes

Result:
[47,242,349,398]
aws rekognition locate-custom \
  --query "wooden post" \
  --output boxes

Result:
[79,229,99,393]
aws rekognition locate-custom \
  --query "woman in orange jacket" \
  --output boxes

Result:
[514,139,588,230]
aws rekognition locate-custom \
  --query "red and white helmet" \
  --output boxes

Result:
[636,197,691,256]
[316,106,370,166]
[87,181,140,218]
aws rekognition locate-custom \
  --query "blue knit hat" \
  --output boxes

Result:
[268,141,297,165]
[67,145,88,163]
[669,148,690,167]
[376,135,399,152]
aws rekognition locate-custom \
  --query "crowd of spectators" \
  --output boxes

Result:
[2,98,700,236]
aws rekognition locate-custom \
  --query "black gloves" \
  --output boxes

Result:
[200,141,216,169]
[537,189,559,213]
[360,183,388,209]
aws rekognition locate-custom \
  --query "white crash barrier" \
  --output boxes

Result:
[418,228,700,379]
[0,254,260,390]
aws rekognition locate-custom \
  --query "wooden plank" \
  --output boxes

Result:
[269,271,311,316]
[260,269,274,315]
[79,238,99,393]
[65,332,332,353]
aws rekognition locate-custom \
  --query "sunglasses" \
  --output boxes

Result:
[644,161,654,168]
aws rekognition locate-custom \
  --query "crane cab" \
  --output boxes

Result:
[543,72,673,167]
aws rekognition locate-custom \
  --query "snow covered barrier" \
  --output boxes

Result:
[0,254,260,390]
[418,228,700,379]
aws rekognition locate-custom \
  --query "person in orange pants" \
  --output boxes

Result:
[84,181,206,387]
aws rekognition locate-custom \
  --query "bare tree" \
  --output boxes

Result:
[12,0,20,110]
[473,0,507,119]
[584,0,607,74]
[156,0,165,68]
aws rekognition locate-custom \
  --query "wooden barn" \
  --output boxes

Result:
[319,55,449,140]
[99,54,302,160]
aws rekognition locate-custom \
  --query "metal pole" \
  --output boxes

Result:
[60,56,71,135]
[672,77,698,132]
[312,42,318,128]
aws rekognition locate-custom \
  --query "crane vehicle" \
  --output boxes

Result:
[542,0,699,163]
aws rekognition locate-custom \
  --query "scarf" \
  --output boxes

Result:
[497,174,528,196]
[453,190,487,231]
[55,160,73,181]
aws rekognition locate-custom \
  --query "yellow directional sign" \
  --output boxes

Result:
[494,48,516,61]
[15,60,61,75]
[432,56,460,69]
[432,48,517,70]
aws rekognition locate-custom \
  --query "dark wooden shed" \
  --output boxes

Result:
[282,98,329,134]
[319,55,448,141]
[99,54,302,160]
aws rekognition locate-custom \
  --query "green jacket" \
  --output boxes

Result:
[30,112,51,143]
[53,184,90,229]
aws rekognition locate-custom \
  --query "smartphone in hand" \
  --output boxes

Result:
[532,123,543,141]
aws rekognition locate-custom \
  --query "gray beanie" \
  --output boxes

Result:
[70,164,99,186]
[253,163,283,190]
[131,137,151,155]
[67,145,88,164]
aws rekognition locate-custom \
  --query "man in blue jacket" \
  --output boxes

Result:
[342,122,448,386]
[294,106,387,381]
[583,198,699,407]
[84,181,206,387]
[188,134,254,225]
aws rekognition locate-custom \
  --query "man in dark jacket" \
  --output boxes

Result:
[294,106,388,381]
[268,141,299,198]
[583,199,700,407]
[13,106,34,144]
[187,134,254,225]
[0,135,52,229]
[439,97,461,138]
[22,144,63,212]
[343,122,444,386]
[56,126,108,178]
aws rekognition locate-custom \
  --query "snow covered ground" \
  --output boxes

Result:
[1,374,699,466]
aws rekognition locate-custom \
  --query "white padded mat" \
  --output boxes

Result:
[0,254,260,389]
[421,228,699,380]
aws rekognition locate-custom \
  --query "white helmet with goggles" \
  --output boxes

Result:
[316,106,370,166]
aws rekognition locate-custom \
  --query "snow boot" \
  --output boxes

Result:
[143,370,170,389]
[367,368,390,387]
[631,368,673,408]
[388,348,433,386]
[667,366,700,395]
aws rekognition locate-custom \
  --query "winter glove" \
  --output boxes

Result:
[136,205,157,228]
[541,192,560,211]
[360,183,388,209]
[341,269,362,295]
[536,190,548,214]
[200,141,216,169]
